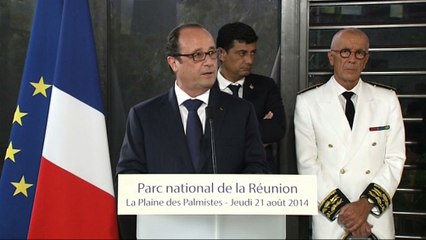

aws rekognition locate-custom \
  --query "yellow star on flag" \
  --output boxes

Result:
[30,76,52,97]
[11,176,33,197]
[5,142,21,163]
[12,105,28,126]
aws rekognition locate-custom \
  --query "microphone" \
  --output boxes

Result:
[205,106,217,174]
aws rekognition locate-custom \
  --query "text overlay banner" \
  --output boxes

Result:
[118,174,317,215]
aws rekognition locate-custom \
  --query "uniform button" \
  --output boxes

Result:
[365,170,371,174]
[328,144,333,148]
[372,142,377,146]
[340,169,346,174]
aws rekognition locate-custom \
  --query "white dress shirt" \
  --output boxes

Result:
[174,81,209,133]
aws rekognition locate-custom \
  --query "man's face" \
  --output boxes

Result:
[328,31,369,90]
[219,40,256,82]
[168,27,218,97]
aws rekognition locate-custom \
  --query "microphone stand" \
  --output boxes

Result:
[206,106,218,238]
[208,118,217,174]
[206,107,217,174]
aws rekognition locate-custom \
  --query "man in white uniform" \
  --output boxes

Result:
[294,28,406,238]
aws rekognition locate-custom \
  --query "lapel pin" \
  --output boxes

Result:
[249,84,254,90]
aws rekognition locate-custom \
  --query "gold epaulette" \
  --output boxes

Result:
[318,188,350,221]
[364,81,396,91]
[297,83,324,94]
[361,183,391,216]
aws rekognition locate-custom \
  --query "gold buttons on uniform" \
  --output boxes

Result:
[365,170,371,174]
[340,169,346,174]
[372,142,377,146]
[328,144,333,148]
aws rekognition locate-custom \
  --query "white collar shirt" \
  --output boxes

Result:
[331,76,361,112]
[217,68,245,98]
[174,81,209,133]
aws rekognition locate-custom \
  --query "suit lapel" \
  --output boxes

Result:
[199,88,226,173]
[243,75,255,101]
[206,88,226,134]
[347,82,374,160]
[320,81,352,147]
[167,87,196,172]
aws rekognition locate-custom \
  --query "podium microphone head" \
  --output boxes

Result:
[206,106,216,120]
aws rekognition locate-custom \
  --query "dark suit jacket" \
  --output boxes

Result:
[116,86,269,174]
[213,74,286,172]
[242,74,285,143]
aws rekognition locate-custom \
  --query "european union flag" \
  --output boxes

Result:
[0,0,118,238]
[0,1,63,238]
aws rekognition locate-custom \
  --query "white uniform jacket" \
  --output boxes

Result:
[294,77,406,239]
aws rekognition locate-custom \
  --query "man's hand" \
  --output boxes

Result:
[338,198,373,232]
[263,111,273,119]
[351,221,373,238]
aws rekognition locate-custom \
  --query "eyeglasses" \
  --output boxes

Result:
[330,48,368,60]
[174,49,218,62]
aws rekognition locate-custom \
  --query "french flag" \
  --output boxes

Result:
[0,0,117,238]
[27,0,118,238]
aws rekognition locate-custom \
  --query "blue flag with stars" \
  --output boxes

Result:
[0,1,63,238]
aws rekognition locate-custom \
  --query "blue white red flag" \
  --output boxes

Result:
[0,0,118,238]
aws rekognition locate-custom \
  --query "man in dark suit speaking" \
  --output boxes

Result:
[117,23,269,175]
[214,22,286,173]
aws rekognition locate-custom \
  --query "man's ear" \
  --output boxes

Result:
[167,56,178,72]
[327,51,334,67]
[217,48,226,61]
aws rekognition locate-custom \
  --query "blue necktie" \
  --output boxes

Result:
[342,91,355,129]
[228,84,241,97]
[183,99,203,170]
